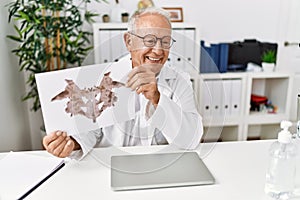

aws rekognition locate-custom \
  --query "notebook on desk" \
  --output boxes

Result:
[111,152,215,191]
[0,152,65,199]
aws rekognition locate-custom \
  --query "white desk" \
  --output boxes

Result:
[1,140,300,200]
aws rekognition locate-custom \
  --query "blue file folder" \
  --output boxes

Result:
[200,41,228,73]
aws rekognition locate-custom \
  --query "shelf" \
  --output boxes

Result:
[248,72,290,79]
[92,23,293,144]
[247,113,289,124]
[200,72,247,80]
[202,116,242,126]
[196,71,292,142]
[248,75,290,116]
[247,124,281,140]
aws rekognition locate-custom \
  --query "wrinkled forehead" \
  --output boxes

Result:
[134,27,172,37]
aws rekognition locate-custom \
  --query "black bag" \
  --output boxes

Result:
[227,39,277,71]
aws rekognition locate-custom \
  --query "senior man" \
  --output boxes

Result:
[43,7,203,159]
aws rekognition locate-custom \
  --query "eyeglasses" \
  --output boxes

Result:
[128,32,176,49]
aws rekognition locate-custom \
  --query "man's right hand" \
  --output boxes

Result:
[43,131,80,158]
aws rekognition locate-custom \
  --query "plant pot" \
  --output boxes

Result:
[102,15,110,23]
[262,62,275,72]
[121,15,128,23]
[121,13,129,23]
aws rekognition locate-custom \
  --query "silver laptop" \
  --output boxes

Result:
[111,152,215,191]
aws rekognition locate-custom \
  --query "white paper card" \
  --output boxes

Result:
[36,57,134,135]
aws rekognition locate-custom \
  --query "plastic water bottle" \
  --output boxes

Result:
[265,120,298,199]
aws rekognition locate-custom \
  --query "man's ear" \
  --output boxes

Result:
[124,33,132,51]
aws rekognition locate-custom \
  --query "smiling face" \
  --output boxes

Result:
[124,13,172,73]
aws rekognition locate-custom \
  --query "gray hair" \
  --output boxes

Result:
[127,7,171,32]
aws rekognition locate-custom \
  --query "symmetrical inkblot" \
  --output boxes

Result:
[51,72,124,122]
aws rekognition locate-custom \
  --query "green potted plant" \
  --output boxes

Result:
[261,50,276,72]
[7,0,107,112]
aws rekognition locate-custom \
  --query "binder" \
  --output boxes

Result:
[200,41,220,73]
[230,79,242,115]
[200,41,211,73]
[210,44,220,69]
[221,79,232,117]
[173,30,185,69]
[211,80,222,117]
[99,30,111,63]
[201,79,222,117]
[110,30,127,62]
[167,51,175,67]
[169,30,179,68]
[110,30,122,62]
[200,41,230,73]
[218,43,229,73]
[184,29,196,71]
[201,80,213,117]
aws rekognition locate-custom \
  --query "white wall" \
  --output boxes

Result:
[276,0,300,121]
[0,0,32,152]
[90,0,283,42]
[0,0,298,151]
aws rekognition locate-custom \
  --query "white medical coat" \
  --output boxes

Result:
[71,56,203,159]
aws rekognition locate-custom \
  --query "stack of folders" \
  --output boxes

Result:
[0,152,65,200]
[200,41,229,73]
[201,79,242,118]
